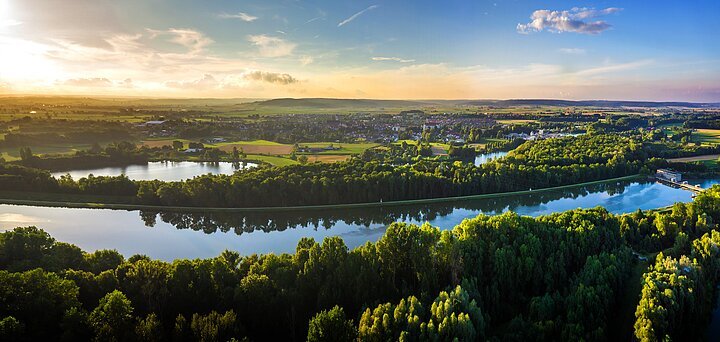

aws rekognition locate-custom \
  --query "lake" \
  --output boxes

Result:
[1,178,715,260]
[474,151,509,165]
[51,161,258,181]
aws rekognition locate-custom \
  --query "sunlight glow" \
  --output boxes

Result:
[0,38,63,81]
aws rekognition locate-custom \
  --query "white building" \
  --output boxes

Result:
[656,169,682,182]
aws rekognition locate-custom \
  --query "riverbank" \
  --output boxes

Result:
[0,174,643,212]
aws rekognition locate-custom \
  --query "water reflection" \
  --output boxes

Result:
[138,179,683,237]
[474,151,509,166]
[52,161,258,181]
[0,178,704,260]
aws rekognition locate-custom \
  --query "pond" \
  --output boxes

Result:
[1,178,715,261]
[474,151,509,165]
[51,161,258,181]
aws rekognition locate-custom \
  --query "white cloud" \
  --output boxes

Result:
[218,12,258,22]
[338,5,379,27]
[244,71,299,85]
[559,48,586,55]
[147,28,213,54]
[372,56,415,63]
[300,55,315,65]
[247,34,296,57]
[517,7,622,35]
[573,60,654,77]
[165,74,219,90]
[62,77,113,87]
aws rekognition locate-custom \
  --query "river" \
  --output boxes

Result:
[1,177,717,260]
[51,161,258,181]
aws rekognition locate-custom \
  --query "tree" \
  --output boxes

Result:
[18,147,34,162]
[0,316,24,340]
[90,142,103,154]
[232,147,240,162]
[298,155,309,164]
[172,140,184,150]
[135,313,162,342]
[190,310,240,342]
[89,290,134,342]
[84,250,124,274]
[421,286,485,341]
[307,306,357,342]
[0,226,56,271]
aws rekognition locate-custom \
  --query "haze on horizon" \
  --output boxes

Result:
[0,0,718,102]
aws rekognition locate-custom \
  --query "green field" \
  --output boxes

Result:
[692,129,720,144]
[0,143,97,160]
[245,154,299,166]
[300,142,378,155]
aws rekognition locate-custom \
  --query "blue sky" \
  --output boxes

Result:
[0,0,718,101]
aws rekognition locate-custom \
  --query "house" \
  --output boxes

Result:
[656,169,682,182]
[183,148,202,153]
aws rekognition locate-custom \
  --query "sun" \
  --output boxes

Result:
[0,0,9,28]
[0,0,19,28]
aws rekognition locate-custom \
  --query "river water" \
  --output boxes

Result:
[1,178,716,260]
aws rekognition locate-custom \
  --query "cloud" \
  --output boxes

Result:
[305,16,324,24]
[247,35,296,57]
[218,12,258,22]
[147,28,213,54]
[338,5,379,27]
[244,71,299,85]
[372,56,415,63]
[573,60,654,77]
[300,55,315,65]
[6,0,123,48]
[165,74,219,90]
[559,48,586,55]
[517,7,621,35]
[62,78,113,87]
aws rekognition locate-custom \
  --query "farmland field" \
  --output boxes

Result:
[307,155,351,163]
[692,129,720,144]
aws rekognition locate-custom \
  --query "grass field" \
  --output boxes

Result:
[692,129,720,144]
[245,154,299,166]
[0,143,96,160]
[667,154,720,162]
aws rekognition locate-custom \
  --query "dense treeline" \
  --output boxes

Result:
[0,208,630,341]
[0,134,668,207]
[3,188,720,340]
[16,142,148,171]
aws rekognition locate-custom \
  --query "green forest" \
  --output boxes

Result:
[3,186,720,341]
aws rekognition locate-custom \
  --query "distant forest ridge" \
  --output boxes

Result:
[252,98,720,108]
[1,95,718,108]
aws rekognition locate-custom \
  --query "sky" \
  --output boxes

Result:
[0,0,719,101]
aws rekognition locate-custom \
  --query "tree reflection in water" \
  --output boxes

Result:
[138,179,635,236]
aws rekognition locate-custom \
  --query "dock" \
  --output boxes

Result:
[656,178,704,193]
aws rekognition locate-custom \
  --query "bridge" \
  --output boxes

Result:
[656,178,704,194]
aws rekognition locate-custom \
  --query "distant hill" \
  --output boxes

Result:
[248,97,719,109]
[459,99,717,108]
[250,98,442,109]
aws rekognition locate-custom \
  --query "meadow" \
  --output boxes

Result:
[692,129,720,144]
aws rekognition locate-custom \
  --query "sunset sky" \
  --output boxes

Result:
[0,0,718,101]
